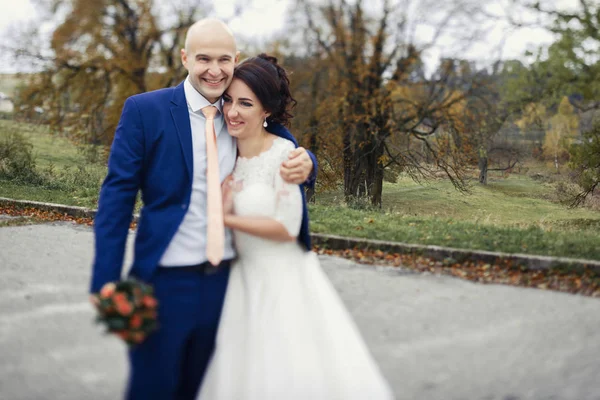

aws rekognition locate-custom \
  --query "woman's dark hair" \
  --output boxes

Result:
[233,53,297,127]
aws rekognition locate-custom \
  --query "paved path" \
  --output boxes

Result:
[1,223,600,400]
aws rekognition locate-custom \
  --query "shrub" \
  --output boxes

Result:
[569,123,600,206]
[0,131,43,185]
[40,164,104,193]
[0,130,104,194]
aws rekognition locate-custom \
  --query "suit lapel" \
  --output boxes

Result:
[170,83,193,180]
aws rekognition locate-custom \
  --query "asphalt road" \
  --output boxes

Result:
[1,223,600,400]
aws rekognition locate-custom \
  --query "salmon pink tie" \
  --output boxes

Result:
[202,105,224,266]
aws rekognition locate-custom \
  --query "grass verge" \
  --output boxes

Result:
[309,204,600,261]
[2,120,599,261]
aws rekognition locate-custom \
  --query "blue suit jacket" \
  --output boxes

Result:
[90,82,316,293]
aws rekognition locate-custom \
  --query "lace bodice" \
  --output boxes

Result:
[231,137,303,258]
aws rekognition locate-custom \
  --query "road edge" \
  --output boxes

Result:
[2,197,599,273]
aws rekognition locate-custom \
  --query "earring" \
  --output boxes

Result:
[263,118,268,128]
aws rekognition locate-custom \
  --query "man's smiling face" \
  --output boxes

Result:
[181,22,239,103]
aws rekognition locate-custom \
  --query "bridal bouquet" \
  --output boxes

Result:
[91,279,159,346]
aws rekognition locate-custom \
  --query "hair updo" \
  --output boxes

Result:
[233,53,297,127]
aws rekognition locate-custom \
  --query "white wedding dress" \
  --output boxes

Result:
[198,137,394,400]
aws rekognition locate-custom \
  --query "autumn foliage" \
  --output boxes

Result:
[10,0,600,207]
[289,0,503,205]
[16,0,199,153]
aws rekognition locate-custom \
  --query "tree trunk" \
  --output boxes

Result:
[344,123,368,202]
[362,137,384,207]
[343,128,353,200]
[370,146,385,207]
[305,70,321,204]
[478,147,488,185]
[130,66,147,93]
[479,156,488,185]
[305,116,318,203]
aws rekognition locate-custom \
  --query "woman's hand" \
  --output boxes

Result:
[221,175,234,216]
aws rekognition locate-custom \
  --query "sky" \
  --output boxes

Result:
[0,0,562,73]
[0,0,286,34]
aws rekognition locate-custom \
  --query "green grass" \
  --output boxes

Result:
[0,120,106,208]
[0,120,98,168]
[316,175,599,231]
[313,174,600,260]
[309,205,600,261]
[1,120,599,260]
[0,180,101,208]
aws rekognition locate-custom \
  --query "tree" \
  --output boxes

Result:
[460,106,516,186]
[295,0,492,206]
[11,0,214,156]
[509,0,600,201]
[515,101,547,156]
[525,0,600,110]
[570,122,600,205]
[543,96,579,173]
[283,52,333,202]
[444,64,520,185]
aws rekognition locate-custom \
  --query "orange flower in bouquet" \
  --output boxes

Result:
[91,279,159,346]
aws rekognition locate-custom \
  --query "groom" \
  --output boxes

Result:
[90,18,316,400]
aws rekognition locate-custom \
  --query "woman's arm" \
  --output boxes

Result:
[223,215,296,242]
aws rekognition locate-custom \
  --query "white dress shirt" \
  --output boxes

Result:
[159,77,237,266]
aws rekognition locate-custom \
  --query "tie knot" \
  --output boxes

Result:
[202,105,218,120]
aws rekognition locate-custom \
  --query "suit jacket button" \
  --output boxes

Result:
[181,204,186,209]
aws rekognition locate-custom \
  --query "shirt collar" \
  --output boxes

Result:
[184,76,223,115]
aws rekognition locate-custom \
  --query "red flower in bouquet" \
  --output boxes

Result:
[91,279,159,346]
[142,295,158,308]
[113,293,133,316]
[129,314,143,329]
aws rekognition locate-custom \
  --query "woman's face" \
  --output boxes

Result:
[222,78,269,139]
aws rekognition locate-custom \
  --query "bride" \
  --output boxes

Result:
[198,54,394,400]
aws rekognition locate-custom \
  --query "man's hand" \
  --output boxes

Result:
[89,294,101,310]
[280,147,313,185]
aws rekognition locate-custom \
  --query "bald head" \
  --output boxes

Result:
[184,18,237,53]
[181,18,240,103]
